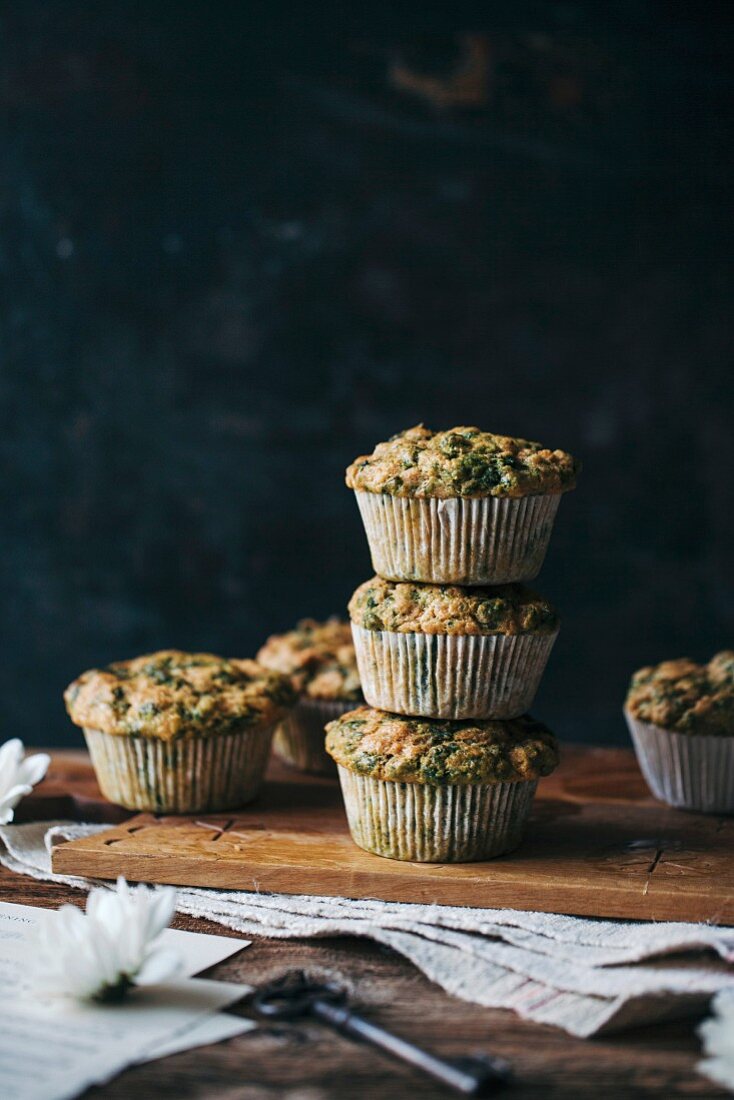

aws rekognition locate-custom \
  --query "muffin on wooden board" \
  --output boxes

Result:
[349,576,558,720]
[64,649,295,813]
[326,706,559,862]
[258,618,361,774]
[624,651,734,813]
[346,425,579,586]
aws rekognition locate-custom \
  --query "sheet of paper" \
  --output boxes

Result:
[141,1011,255,1062]
[0,978,249,1100]
[0,900,254,1100]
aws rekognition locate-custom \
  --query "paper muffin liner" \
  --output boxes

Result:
[83,724,277,813]
[274,697,356,775]
[351,623,557,720]
[354,490,562,585]
[336,765,538,862]
[624,711,734,814]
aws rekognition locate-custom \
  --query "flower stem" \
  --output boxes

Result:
[93,975,135,1003]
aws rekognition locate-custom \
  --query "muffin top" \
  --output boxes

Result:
[346,424,579,499]
[625,651,734,738]
[64,649,296,742]
[325,706,559,784]
[349,576,558,636]
[257,618,361,701]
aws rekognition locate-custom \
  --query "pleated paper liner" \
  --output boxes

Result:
[624,710,734,814]
[351,623,558,720]
[354,490,561,585]
[336,765,538,862]
[83,724,276,813]
[274,697,356,775]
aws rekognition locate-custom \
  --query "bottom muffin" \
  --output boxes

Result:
[325,707,559,862]
[624,651,734,814]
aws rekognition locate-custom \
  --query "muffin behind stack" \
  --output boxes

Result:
[257,618,361,775]
[327,425,580,863]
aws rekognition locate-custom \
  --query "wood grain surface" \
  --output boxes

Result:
[51,747,734,923]
[4,752,729,1099]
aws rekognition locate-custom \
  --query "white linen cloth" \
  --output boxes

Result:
[698,989,734,1093]
[1,820,732,1039]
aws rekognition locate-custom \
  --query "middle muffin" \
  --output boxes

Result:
[349,576,559,720]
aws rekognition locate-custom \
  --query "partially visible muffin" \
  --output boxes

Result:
[624,651,734,813]
[257,619,361,774]
[346,425,579,585]
[65,649,295,812]
[326,706,558,861]
[625,652,734,737]
[257,618,361,701]
[348,577,559,719]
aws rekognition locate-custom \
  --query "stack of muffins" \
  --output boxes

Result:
[326,425,580,862]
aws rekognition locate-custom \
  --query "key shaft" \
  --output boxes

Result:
[311,997,508,1096]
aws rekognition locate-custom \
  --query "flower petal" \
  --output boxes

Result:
[0,783,33,808]
[0,739,24,772]
[135,948,182,986]
[18,752,51,787]
[147,887,178,938]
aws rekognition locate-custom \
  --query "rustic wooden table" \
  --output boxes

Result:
[2,752,727,1099]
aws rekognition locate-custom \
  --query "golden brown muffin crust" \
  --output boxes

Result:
[325,706,559,784]
[349,576,558,635]
[346,424,579,499]
[64,649,295,741]
[257,618,361,701]
[625,651,734,737]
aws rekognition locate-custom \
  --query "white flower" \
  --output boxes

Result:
[698,989,734,1093]
[0,738,50,824]
[34,876,181,1002]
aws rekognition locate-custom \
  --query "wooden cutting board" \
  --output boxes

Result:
[51,746,734,923]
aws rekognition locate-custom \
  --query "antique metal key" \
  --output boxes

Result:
[252,971,510,1095]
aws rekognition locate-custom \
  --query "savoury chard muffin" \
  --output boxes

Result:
[349,577,559,720]
[64,649,295,813]
[346,425,579,586]
[257,618,361,774]
[326,706,559,861]
[624,651,734,813]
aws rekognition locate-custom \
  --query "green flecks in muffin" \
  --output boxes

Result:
[346,425,579,499]
[349,576,558,636]
[326,706,559,785]
[138,700,160,719]
[64,649,295,742]
[439,432,473,458]
[626,651,734,737]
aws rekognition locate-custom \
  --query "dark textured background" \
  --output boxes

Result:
[3,3,733,748]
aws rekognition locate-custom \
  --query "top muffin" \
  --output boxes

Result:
[349,576,558,636]
[625,651,734,738]
[325,706,559,784]
[64,649,295,741]
[257,618,361,701]
[346,425,579,499]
